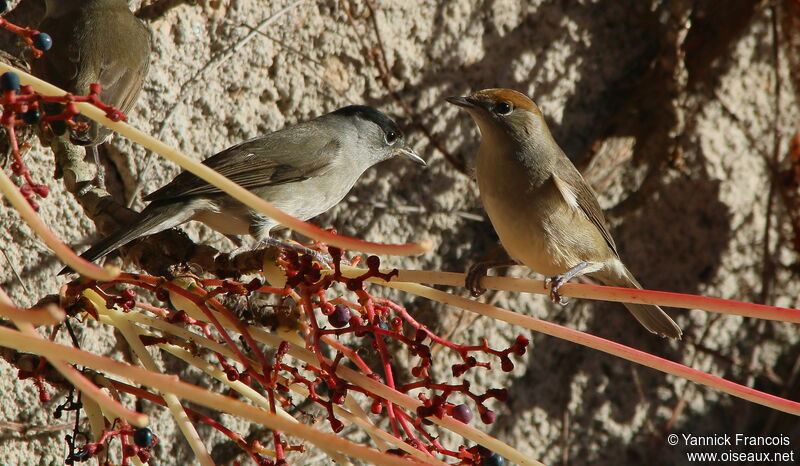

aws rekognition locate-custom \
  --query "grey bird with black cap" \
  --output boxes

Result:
[67,105,425,269]
[32,0,152,187]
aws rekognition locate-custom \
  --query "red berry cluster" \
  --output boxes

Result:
[1,70,128,210]
[0,16,53,58]
[275,247,529,463]
[56,244,528,464]
[66,424,158,465]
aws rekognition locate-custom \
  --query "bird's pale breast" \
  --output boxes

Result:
[476,144,610,276]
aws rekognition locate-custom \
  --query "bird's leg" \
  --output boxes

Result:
[76,145,104,197]
[465,259,517,297]
[256,237,334,266]
[544,261,603,305]
[89,145,105,188]
[224,234,243,247]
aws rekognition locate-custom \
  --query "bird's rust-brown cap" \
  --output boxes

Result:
[470,88,542,116]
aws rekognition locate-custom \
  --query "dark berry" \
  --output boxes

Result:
[480,409,496,424]
[71,447,91,462]
[33,33,52,52]
[328,304,351,328]
[366,255,381,269]
[0,1,8,13]
[451,404,473,423]
[155,288,169,302]
[21,109,40,124]
[328,418,344,433]
[1,71,20,92]
[133,427,155,448]
[482,452,505,466]
[315,381,331,397]
[500,357,514,372]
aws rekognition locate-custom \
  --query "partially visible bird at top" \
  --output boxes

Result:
[32,0,152,188]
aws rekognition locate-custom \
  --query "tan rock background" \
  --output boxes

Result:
[1,0,799,464]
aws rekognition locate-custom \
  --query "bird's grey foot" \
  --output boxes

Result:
[465,262,489,297]
[465,259,516,298]
[88,145,105,189]
[76,180,94,197]
[259,238,335,267]
[544,261,592,305]
[543,275,569,305]
[224,234,243,247]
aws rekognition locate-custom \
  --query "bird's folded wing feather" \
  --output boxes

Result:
[143,130,339,202]
[555,161,619,257]
[90,16,152,114]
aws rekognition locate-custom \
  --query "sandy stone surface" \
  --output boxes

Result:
[1,0,799,464]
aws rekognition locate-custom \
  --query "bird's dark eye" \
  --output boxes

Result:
[384,130,400,145]
[493,102,513,115]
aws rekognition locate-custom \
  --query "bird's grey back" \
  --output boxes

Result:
[144,113,368,204]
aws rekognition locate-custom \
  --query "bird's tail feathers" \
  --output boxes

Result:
[596,264,682,339]
[59,204,186,275]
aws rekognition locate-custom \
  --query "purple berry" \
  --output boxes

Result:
[451,404,473,423]
[328,304,351,328]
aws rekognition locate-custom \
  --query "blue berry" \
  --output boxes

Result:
[481,450,505,466]
[1,71,19,92]
[71,448,90,462]
[133,427,155,447]
[21,109,40,124]
[33,33,53,52]
[328,304,351,328]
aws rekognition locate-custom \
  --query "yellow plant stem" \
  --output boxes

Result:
[107,310,434,463]
[0,167,118,280]
[341,268,800,417]
[0,325,420,466]
[390,269,800,322]
[0,300,63,327]
[88,290,213,466]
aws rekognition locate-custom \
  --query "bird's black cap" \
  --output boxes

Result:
[332,105,403,139]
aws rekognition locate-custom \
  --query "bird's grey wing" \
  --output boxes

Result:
[555,161,619,256]
[143,132,339,202]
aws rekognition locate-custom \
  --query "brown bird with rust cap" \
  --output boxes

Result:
[447,88,681,339]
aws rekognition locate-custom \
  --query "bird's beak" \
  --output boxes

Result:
[395,145,426,166]
[445,96,476,109]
